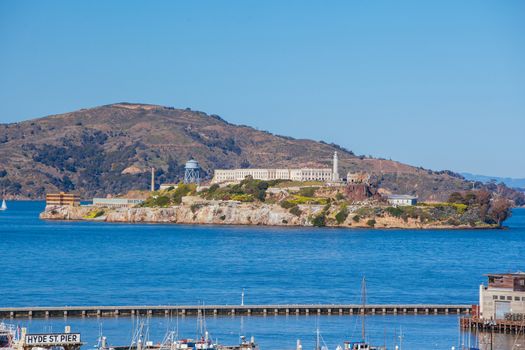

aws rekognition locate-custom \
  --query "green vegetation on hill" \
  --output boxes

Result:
[202,177,285,202]
[141,183,197,207]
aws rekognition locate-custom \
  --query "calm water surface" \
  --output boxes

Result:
[1,202,524,349]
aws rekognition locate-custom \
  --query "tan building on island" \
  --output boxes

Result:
[45,192,80,206]
[479,272,525,320]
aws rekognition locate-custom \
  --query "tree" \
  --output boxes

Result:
[448,192,464,204]
[488,198,511,227]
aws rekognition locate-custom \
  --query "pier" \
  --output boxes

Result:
[0,304,471,319]
[461,317,525,334]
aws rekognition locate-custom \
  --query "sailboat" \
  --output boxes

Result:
[341,277,386,350]
[0,199,6,211]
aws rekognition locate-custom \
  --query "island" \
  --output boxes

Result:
[40,177,511,229]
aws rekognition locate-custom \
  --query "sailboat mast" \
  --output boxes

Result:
[361,276,367,341]
[316,327,320,350]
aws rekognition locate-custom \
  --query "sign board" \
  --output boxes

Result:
[25,333,81,345]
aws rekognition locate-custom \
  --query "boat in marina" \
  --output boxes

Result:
[0,323,17,350]
[339,277,386,350]
[98,330,258,350]
[97,311,258,350]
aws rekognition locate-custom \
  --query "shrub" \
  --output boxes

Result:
[335,205,349,224]
[155,196,170,207]
[280,200,295,209]
[289,205,302,217]
[352,215,361,222]
[219,215,226,221]
[335,192,345,200]
[312,213,326,227]
[288,195,328,205]
[171,183,197,204]
[208,183,220,193]
[385,206,403,218]
[366,219,376,227]
[298,187,318,197]
[190,203,202,213]
[231,194,254,202]
[84,209,105,219]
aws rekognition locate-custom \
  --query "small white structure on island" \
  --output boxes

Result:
[212,152,340,183]
[387,194,417,206]
[184,159,201,184]
[92,198,144,208]
[159,183,178,191]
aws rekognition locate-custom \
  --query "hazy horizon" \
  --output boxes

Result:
[1,1,524,177]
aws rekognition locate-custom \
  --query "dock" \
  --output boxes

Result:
[0,304,471,319]
[461,317,525,334]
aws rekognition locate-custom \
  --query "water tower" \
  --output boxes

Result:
[184,159,201,184]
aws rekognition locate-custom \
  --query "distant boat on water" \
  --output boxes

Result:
[0,199,6,211]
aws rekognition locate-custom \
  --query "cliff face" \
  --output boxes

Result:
[2,102,517,203]
[40,202,497,229]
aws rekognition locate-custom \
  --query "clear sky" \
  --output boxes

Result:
[1,1,524,177]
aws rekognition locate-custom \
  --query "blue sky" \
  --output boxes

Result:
[1,1,524,177]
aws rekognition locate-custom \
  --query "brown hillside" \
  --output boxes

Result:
[0,102,519,202]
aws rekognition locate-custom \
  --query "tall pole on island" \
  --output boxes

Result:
[151,167,155,191]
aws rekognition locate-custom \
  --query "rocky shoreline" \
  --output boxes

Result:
[39,201,498,229]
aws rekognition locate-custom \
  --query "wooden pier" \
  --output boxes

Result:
[461,317,525,334]
[0,304,471,319]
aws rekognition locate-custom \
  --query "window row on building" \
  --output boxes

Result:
[492,295,525,301]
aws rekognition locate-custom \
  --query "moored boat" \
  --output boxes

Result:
[0,323,17,350]
[339,277,386,350]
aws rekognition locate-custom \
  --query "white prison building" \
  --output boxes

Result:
[212,168,333,183]
[212,152,340,184]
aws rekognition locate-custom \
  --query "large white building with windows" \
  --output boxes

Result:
[211,152,339,184]
[478,272,525,320]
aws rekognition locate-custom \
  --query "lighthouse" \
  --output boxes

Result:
[332,151,340,181]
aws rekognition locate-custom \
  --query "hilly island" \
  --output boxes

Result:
[1,102,523,228]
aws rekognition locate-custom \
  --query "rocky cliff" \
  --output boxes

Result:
[40,201,498,230]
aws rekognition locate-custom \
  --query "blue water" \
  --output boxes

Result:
[1,202,524,349]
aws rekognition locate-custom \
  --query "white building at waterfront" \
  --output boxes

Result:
[479,272,525,320]
[212,152,340,183]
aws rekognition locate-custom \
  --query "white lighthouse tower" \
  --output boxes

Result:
[332,151,340,181]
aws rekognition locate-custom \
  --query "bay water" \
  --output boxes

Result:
[1,202,524,349]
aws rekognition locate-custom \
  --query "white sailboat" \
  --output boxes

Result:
[0,199,6,211]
